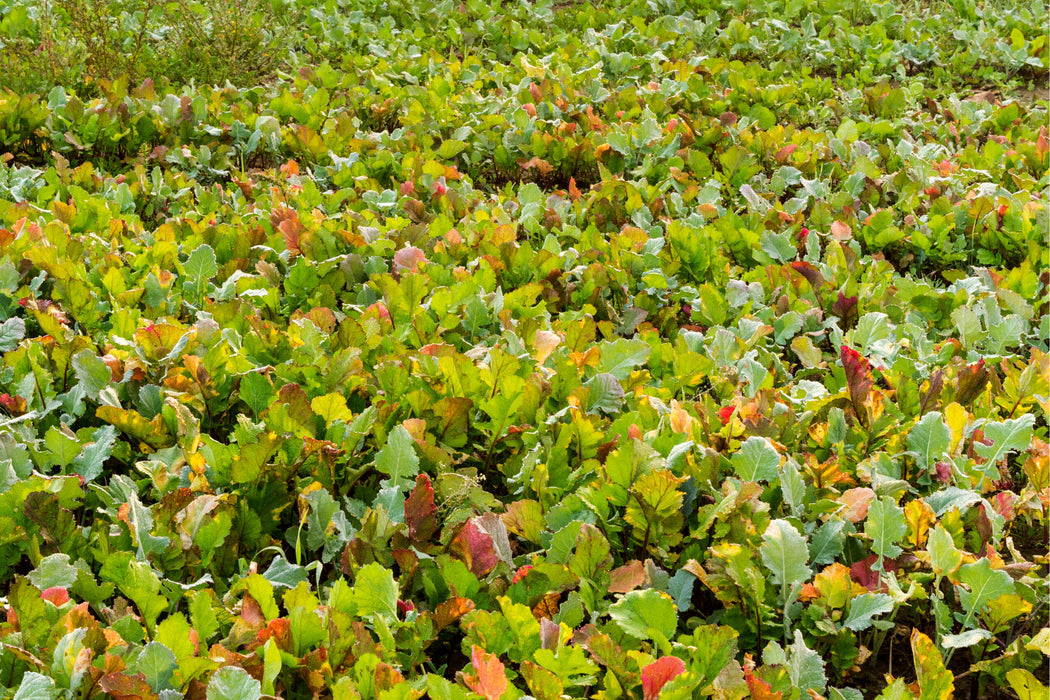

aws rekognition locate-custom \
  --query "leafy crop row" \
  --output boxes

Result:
[0,0,1047,698]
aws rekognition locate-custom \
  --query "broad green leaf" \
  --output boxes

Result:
[353,561,398,623]
[190,590,219,643]
[927,524,962,579]
[263,556,309,589]
[763,630,827,694]
[957,558,1015,619]
[907,411,951,471]
[760,519,811,586]
[155,613,195,661]
[974,414,1034,466]
[184,243,218,301]
[780,459,806,517]
[375,424,419,488]
[843,593,894,631]
[27,553,77,590]
[12,672,58,700]
[731,436,781,482]
[864,496,906,567]
[581,372,624,414]
[596,338,650,380]
[239,372,274,416]
[0,317,25,352]
[132,642,177,691]
[608,589,677,640]
[44,426,81,468]
[809,518,848,566]
[207,666,261,700]
[72,350,111,399]
[72,424,117,483]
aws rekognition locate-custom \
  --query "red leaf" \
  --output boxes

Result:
[608,560,647,593]
[743,664,782,700]
[955,359,988,405]
[450,519,499,577]
[790,261,825,289]
[831,292,858,330]
[840,345,872,427]
[40,587,70,606]
[642,656,686,700]
[464,645,508,700]
[405,474,437,542]
[850,554,898,591]
[270,208,304,257]
[99,672,158,700]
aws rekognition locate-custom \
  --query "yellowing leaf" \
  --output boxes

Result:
[944,402,969,454]
[310,393,353,424]
[904,499,936,548]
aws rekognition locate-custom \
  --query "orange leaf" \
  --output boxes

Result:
[464,645,508,700]
[642,656,686,700]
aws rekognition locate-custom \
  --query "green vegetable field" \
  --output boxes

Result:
[0,0,1047,697]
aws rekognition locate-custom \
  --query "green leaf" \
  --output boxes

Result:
[0,317,25,352]
[27,553,77,590]
[12,672,58,700]
[843,593,894,631]
[731,436,781,482]
[596,338,651,380]
[927,524,962,579]
[907,411,951,472]
[263,556,309,589]
[957,558,1014,619]
[780,459,806,517]
[809,518,848,566]
[974,414,1034,466]
[72,350,111,400]
[608,588,678,641]
[185,243,218,286]
[864,496,906,567]
[72,425,117,483]
[353,561,398,623]
[763,630,827,694]
[239,372,274,416]
[44,426,81,468]
[132,642,177,692]
[375,424,419,488]
[760,519,811,586]
[581,372,624,415]
[940,629,991,649]
[207,666,261,700]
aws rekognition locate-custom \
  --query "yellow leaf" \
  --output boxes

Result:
[944,402,969,454]
[904,499,936,548]
[310,393,353,425]
[531,330,561,366]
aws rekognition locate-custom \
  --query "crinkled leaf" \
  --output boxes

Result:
[608,589,677,640]
[731,436,781,482]
[760,519,811,586]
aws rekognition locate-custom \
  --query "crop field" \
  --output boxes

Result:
[0,0,1047,697]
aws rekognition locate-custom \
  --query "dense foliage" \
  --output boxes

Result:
[0,0,1047,698]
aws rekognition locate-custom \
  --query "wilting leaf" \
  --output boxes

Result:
[911,629,953,700]
[1006,669,1049,700]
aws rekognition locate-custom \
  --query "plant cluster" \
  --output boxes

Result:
[0,0,1047,698]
